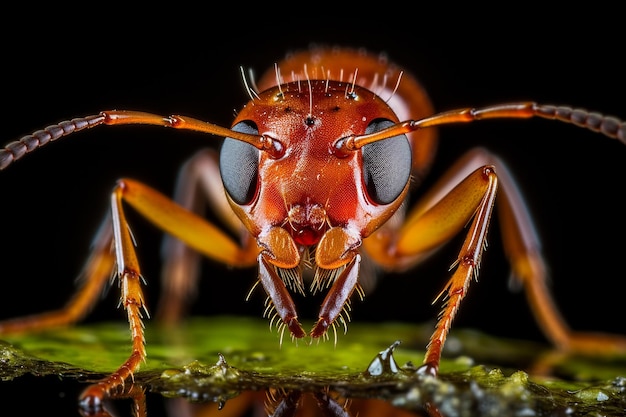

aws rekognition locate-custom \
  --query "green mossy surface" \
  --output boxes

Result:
[1,316,625,416]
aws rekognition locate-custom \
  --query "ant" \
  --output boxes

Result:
[1,46,624,413]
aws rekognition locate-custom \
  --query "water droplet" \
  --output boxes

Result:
[365,340,401,377]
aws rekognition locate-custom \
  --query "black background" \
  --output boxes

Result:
[1,6,625,417]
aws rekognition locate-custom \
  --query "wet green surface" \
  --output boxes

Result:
[1,316,625,416]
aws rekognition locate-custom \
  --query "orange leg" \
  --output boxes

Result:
[488,152,626,354]
[0,218,115,333]
[365,147,626,375]
[413,166,497,375]
[1,175,260,411]
[79,178,259,409]
[365,159,499,375]
[156,148,253,323]
[432,149,626,354]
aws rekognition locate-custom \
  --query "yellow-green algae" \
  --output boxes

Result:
[1,316,625,416]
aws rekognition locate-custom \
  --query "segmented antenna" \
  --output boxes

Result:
[0,115,104,170]
[536,104,625,143]
[334,103,626,154]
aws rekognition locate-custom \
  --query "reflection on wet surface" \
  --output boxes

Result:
[94,386,427,417]
[77,341,429,417]
[2,318,625,416]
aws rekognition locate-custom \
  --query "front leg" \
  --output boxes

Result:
[365,163,499,376]
[366,147,626,376]
[412,166,498,376]
[80,177,260,411]
[414,149,626,359]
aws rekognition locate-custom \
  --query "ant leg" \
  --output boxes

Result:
[427,147,626,354]
[365,162,499,375]
[0,215,115,334]
[478,149,626,354]
[80,177,260,409]
[157,149,254,323]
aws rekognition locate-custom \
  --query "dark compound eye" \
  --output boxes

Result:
[362,119,412,205]
[219,121,260,205]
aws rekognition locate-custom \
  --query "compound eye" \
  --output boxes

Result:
[220,121,260,205]
[362,119,412,205]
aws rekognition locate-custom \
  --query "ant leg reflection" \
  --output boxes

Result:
[79,383,146,417]
[77,341,434,417]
